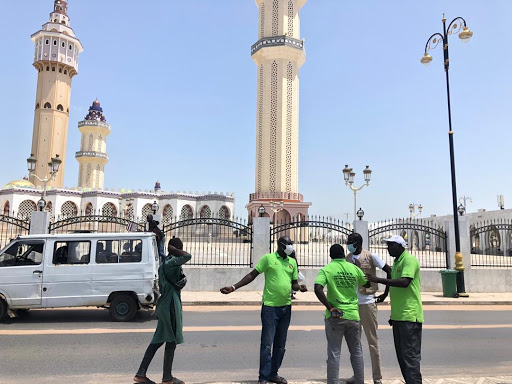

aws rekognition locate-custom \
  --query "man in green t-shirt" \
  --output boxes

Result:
[365,235,423,384]
[314,244,368,384]
[220,236,307,384]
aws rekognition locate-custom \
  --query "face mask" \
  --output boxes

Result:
[347,244,357,253]
[283,244,294,256]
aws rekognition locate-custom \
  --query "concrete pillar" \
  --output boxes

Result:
[353,220,369,248]
[252,217,270,266]
[30,211,50,235]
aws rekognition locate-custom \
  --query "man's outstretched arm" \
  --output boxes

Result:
[220,269,260,294]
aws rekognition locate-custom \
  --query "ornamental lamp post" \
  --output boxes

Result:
[151,200,159,215]
[27,153,62,210]
[343,165,372,221]
[37,197,46,212]
[409,203,423,218]
[258,204,266,217]
[420,14,473,297]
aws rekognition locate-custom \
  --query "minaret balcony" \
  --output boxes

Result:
[251,35,304,55]
[251,35,305,66]
[78,120,111,131]
[75,151,109,160]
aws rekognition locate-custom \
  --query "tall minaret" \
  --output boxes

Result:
[29,0,83,188]
[76,100,110,189]
[246,0,311,221]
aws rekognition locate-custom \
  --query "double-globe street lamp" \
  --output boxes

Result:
[26,153,62,211]
[421,14,473,296]
[342,165,372,222]
[409,203,423,218]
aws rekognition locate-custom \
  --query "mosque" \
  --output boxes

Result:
[0,0,235,224]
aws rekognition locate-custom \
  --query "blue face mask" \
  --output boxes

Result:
[347,244,357,253]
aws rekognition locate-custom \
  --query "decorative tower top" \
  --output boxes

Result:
[53,0,68,15]
[31,0,83,76]
[84,99,107,122]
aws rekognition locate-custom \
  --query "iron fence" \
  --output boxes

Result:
[49,214,145,234]
[163,217,252,266]
[270,217,352,267]
[0,214,30,250]
[470,218,512,268]
[369,219,448,269]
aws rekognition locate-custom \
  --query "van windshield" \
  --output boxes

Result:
[0,241,44,267]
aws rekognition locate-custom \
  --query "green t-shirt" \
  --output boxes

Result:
[255,252,298,307]
[314,258,367,321]
[390,250,424,323]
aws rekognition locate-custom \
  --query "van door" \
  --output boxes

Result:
[0,240,45,308]
[42,240,93,307]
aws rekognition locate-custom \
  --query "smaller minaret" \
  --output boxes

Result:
[76,100,111,189]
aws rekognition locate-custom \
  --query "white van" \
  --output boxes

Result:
[0,232,160,322]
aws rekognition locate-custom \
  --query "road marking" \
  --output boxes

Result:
[2,323,512,336]
[183,305,512,312]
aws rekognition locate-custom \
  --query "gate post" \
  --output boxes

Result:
[353,220,368,247]
[252,217,270,266]
[30,211,50,234]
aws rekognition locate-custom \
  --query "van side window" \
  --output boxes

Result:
[96,239,142,264]
[0,241,44,267]
[53,241,91,265]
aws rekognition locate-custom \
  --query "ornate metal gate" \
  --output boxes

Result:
[0,214,30,250]
[49,214,145,234]
[270,217,352,267]
[163,217,252,266]
[369,219,448,269]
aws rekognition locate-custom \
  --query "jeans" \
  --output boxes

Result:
[359,303,382,381]
[392,321,422,384]
[259,305,292,381]
[324,317,364,384]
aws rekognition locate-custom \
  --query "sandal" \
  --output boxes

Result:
[269,376,287,384]
[162,378,185,384]
[133,375,157,384]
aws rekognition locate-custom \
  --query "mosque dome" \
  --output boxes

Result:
[90,99,103,112]
[5,178,36,189]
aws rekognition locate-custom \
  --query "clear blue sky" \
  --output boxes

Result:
[1,1,511,222]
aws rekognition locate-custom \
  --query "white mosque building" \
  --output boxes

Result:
[0,0,234,224]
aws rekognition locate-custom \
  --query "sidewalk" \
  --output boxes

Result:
[181,291,512,306]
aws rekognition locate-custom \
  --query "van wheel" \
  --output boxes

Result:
[109,294,138,322]
[0,299,8,322]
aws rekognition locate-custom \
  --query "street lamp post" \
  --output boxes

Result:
[421,14,473,296]
[409,203,423,218]
[269,201,284,223]
[342,165,372,221]
[458,196,472,213]
[27,153,62,210]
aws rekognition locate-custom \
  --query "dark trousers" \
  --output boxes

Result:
[259,304,292,381]
[392,321,423,384]
[136,341,176,382]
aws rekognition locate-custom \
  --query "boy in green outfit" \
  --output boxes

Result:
[314,244,369,384]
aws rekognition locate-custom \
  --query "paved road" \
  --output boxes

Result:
[1,305,511,383]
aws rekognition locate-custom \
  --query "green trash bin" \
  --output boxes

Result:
[440,269,458,298]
